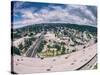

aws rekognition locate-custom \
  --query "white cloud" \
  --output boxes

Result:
[13,4,97,28]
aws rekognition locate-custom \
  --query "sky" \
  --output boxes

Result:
[11,1,97,28]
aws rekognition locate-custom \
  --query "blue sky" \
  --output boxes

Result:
[11,1,97,28]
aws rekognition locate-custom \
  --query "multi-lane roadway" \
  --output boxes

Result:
[13,43,97,74]
[25,32,45,57]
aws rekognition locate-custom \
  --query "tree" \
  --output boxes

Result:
[61,42,65,45]
[24,39,32,48]
[47,45,51,49]
[18,43,23,50]
[54,44,61,55]
[43,40,47,45]
[11,46,20,55]
[61,46,66,54]
[37,41,44,53]
[67,48,69,54]
[54,44,61,51]
[28,32,34,37]
[31,37,36,41]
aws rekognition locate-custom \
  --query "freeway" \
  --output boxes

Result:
[76,54,97,70]
[25,32,45,57]
[13,43,97,74]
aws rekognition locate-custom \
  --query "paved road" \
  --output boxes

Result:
[13,44,97,74]
[76,54,97,70]
[25,32,44,57]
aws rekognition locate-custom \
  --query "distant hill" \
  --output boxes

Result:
[13,23,97,33]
